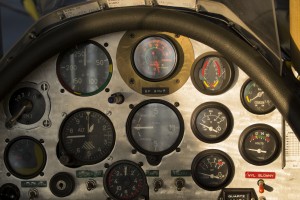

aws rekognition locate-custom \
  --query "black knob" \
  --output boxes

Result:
[0,183,20,200]
[50,172,75,197]
[108,93,124,104]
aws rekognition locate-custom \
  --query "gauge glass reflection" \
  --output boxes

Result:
[133,36,178,81]
[57,41,112,96]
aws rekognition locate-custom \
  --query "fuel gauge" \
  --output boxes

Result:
[239,124,281,165]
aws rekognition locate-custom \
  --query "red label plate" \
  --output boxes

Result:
[245,171,276,179]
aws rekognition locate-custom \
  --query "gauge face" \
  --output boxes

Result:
[57,41,112,96]
[133,36,178,81]
[60,108,115,165]
[4,136,46,179]
[126,100,184,156]
[103,160,148,200]
[239,124,281,165]
[241,79,275,114]
[191,149,235,191]
[191,53,235,95]
[8,87,46,125]
[191,102,233,143]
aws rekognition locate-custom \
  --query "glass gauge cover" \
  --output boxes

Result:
[4,136,47,179]
[239,124,281,165]
[57,41,112,96]
[103,160,149,200]
[241,79,275,114]
[59,108,115,166]
[191,52,235,95]
[126,99,184,155]
[191,102,233,143]
[133,36,178,81]
[191,149,235,191]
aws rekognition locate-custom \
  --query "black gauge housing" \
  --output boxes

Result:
[239,124,281,165]
[191,102,233,143]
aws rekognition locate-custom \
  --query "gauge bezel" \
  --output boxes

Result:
[4,136,47,179]
[58,108,116,166]
[56,40,113,96]
[191,52,235,95]
[191,149,235,191]
[240,79,276,115]
[103,160,148,200]
[191,102,234,143]
[126,99,184,157]
[238,124,282,166]
[131,35,178,82]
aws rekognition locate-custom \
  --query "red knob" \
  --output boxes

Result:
[258,179,265,193]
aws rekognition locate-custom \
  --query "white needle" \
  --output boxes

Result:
[84,47,87,66]
[66,135,86,139]
[133,126,154,130]
[124,166,127,176]
[199,123,218,133]
[247,148,267,154]
[199,173,222,179]
[249,91,264,102]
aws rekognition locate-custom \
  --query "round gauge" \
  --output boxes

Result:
[4,136,47,179]
[241,79,275,114]
[191,52,235,95]
[104,160,149,200]
[8,87,45,125]
[126,99,184,157]
[191,102,233,143]
[133,36,178,81]
[191,149,235,191]
[239,124,281,165]
[59,108,115,166]
[57,41,112,96]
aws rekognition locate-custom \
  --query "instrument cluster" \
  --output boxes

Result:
[0,31,282,200]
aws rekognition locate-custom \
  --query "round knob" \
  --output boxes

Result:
[0,183,20,200]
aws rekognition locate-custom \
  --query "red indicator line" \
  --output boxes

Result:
[202,59,209,76]
[214,60,221,76]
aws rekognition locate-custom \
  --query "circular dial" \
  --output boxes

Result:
[241,79,275,114]
[57,41,112,96]
[4,136,46,179]
[103,160,148,200]
[191,102,233,143]
[8,87,45,125]
[59,108,115,165]
[191,52,235,95]
[133,36,178,81]
[239,124,281,165]
[191,149,235,191]
[126,100,184,156]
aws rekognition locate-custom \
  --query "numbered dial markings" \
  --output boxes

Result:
[60,108,115,165]
[57,41,112,96]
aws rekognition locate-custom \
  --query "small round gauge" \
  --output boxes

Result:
[191,102,233,143]
[103,160,149,200]
[191,149,235,191]
[126,99,184,158]
[133,36,178,81]
[8,87,45,125]
[239,124,281,165]
[241,79,275,114]
[59,108,115,166]
[4,136,47,179]
[57,41,112,96]
[191,52,235,95]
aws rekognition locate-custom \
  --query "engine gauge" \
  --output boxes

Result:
[241,79,275,114]
[191,149,235,191]
[191,102,233,143]
[191,52,235,95]
[126,99,184,165]
[239,124,281,165]
[57,40,112,96]
[59,108,115,166]
[103,160,149,200]
[4,136,47,179]
[133,36,178,81]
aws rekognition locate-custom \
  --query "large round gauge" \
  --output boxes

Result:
[191,102,233,143]
[191,52,235,95]
[241,79,275,114]
[133,36,178,81]
[126,99,184,165]
[59,108,115,166]
[239,124,281,165]
[191,149,235,191]
[57,41,112,96]
[4,136,47,179]
[103,160,149,200]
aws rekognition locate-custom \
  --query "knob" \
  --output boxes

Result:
[0,183,20,200]
[108,93,124,104]
[86,179,97,191]
[174,178,185,191]
[153,178,164,192]
[50,172,75,197]
[257,179,265,193]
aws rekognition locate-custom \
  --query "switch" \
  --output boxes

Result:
[28,188,39,200]
[257,179,265,193]
[86,179,97,191]
[174,178,185,191]
[153,178,164,192]
[108,93,124,104]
